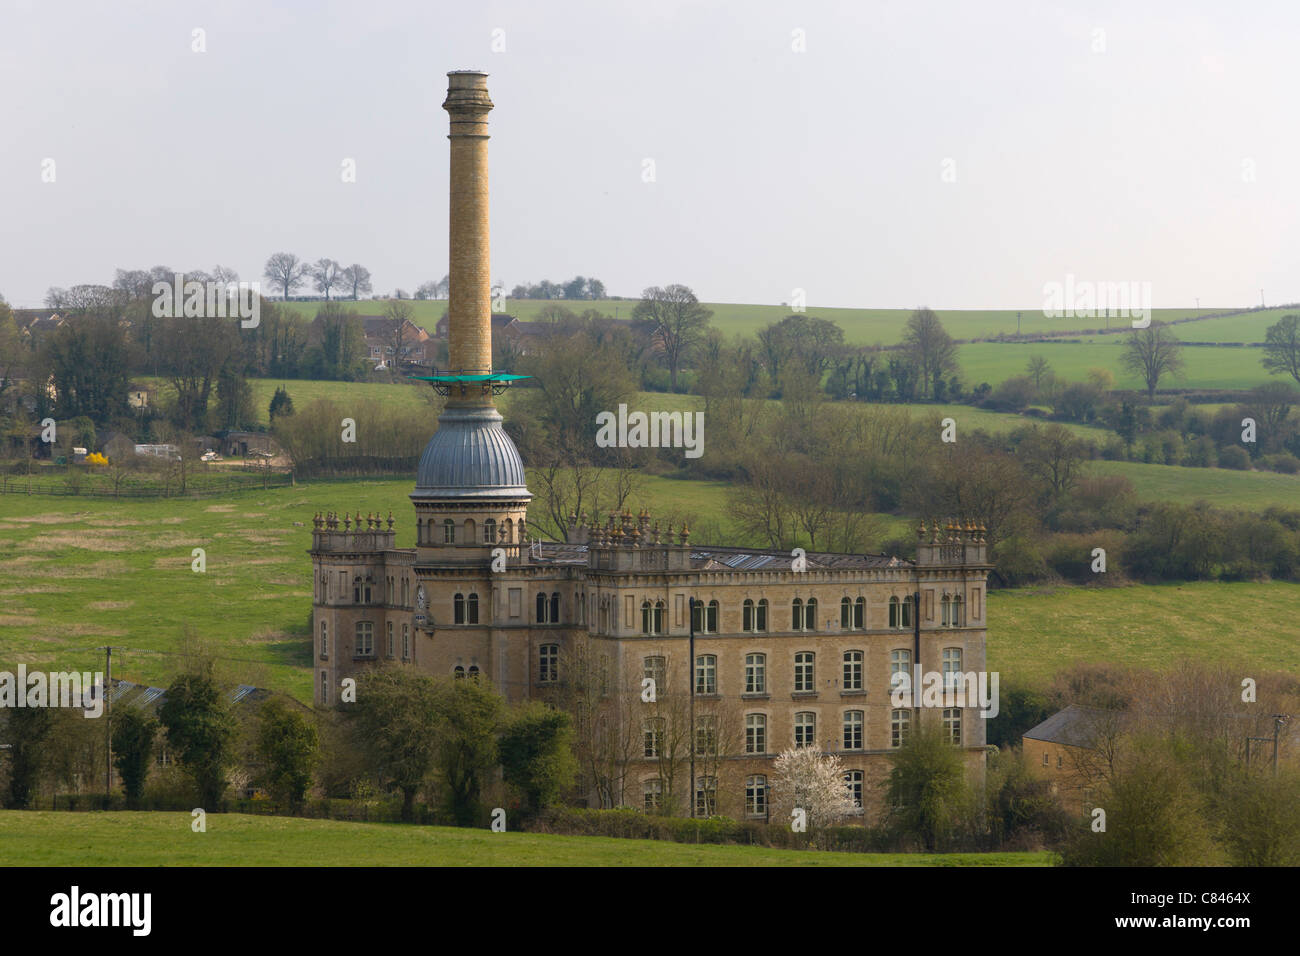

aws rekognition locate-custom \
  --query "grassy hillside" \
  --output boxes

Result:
[1089,459,1300,510]
[958,341,1273,391]
[283,297,1226,346]
[0,811,1051,866]
[988,581,1300,685]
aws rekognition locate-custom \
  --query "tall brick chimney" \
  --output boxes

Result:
[443,71,494,402]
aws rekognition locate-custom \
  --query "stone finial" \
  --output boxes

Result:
[343,513,351,531]
[652,521,660,545]
[387,510,395,530]
[679,524,690,544]
[917,518,926,538]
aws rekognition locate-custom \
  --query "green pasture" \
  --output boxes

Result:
[0,812,1051,866]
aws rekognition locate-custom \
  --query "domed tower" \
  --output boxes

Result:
[411,71,531,563]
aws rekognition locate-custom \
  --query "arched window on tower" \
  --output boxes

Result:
[792,598,803,631]
[483,518,496,544]
[443,519,455,544]
[536,592,547,624]
[757,598,768,632]
[840,597,852,629]
[454,593,466,624]
[467,592,479,624]
[854,596,865,629]
[804,597,817,631]
[453,666,465,680]
[463,518,476,543]
[550,592,560,624]
[503,517,513,543]
[743,599,754,632]
[641,600,653,635]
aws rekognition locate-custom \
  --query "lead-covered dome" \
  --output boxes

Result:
[412,405,530,499]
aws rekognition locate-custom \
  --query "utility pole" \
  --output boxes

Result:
[105,645,112,797]
[686,595,696,816]
[1246,715,1290,776]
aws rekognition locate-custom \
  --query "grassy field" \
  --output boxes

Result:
[283,297,1229,346]
[140,376,436,427]
[988,581,1300,685]
[0,473,907,699]
[0,811,1051,866]
[958,341,1274,391]
[1089,459,1300,510]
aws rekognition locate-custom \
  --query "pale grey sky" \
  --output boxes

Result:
[2,0,1296,311]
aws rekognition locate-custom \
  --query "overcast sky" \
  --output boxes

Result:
[2,0,1296,311]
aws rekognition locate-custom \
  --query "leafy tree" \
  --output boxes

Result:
[268,385,295,422]
[433,677,505,826]
[884,721,970,852]
[1026,355,1052,392]
[631,284,712,392]
[111,708,157,808]
[350,668,441,821]
[255,698,319,811]
[902,308,959,400]
[1261,313,1300,385]
[263,252,309,301]
[41,314,131,425]
[1121,321,1183,398]
[3,707,53,808]
[499,703,578,816]
[1217,767,1300,866]
[157,664,237,809]
[1060,736,1219,866]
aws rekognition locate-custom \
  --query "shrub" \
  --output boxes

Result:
[1217,444,1251,470]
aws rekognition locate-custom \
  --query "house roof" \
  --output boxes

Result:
[522,541,912,571]
[1023,704,1124,749]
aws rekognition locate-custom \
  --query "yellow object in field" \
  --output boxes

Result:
[86,452,108,466]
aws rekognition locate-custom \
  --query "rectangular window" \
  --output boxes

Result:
[943,647,963,690]
[402,624,410,660]
[744,653,766,694]
[508,588,521,619]
[643,656,666,692]
[891,709,911,748]
[694,776,717,817]
[794,712,816,749]
[695,715,717,756]
[643,718,664,758]
[320,670,329,705]
[890,649,911,690]
[745,713,766,755]
[844,770,863,809]
[386,621,394,658]
[319,620,328,658]
[794,652,814,693]
[539,644,559,683]
[695,655,716,695]
[842,650,863,691]
[355,621,373,657]
[643,779,662,812]
[843,710,864,750]
[746,775,767,817]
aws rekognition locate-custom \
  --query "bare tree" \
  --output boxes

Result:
[339,264,373,300]
[310,258,343,301]
[1122,321,1184,398]
[263,252,309,301]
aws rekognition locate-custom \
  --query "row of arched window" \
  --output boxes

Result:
[420,516,518,545]
[627,594,963,636]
